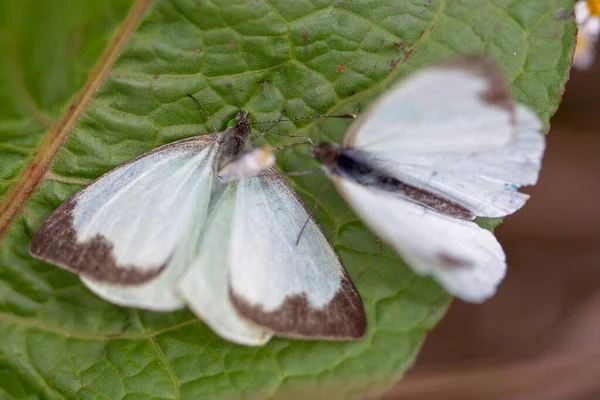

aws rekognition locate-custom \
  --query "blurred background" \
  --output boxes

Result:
[385,49,600,399]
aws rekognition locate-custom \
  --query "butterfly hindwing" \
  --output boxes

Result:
[334,177,506,303]
[177,183,273,346]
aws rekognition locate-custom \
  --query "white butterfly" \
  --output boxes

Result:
[311,56,545,303]
[30,109,366,345]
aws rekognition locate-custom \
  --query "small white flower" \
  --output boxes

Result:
[574,0,600,69]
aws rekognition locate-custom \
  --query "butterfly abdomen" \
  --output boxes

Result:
[387,180,475,220]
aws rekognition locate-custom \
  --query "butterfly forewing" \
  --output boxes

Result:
[386,105,545,218]
[227,169,366,340]
[345,57,514,151]
[344,57,544,218]
[31,136,218,310]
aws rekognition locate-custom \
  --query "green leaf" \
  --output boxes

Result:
[0,0,575,398]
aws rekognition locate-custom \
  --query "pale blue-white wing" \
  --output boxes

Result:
[227,169,366,340]
[334,177,506,303]
[31,136,218,311]
[344,57,544,218]
[378,106,544,218]
[177,184,273,346]
[345,57,515,153]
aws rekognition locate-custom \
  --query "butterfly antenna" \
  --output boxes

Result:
[252,111,286,142]
[296,181,330,245]
[284,167,322,177]
[273,141,314,151]
[186,93,218,139]
[252,113,355,125]
[257,128,316,147]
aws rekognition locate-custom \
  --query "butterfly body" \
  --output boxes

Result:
[216,111,252,169]
[314,143,474,219]
[312,56,545,303]
[31,109,366,345]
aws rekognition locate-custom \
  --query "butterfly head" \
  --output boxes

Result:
[227,110,251,129]
[312,143,341,168]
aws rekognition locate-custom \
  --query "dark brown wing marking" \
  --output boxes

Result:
[342,56,515,147]
[230,277,366,340]
[443,55,514,116]
[437,252,474,269]
[30,199,167,284]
